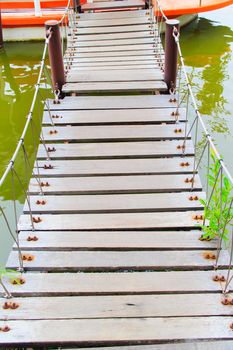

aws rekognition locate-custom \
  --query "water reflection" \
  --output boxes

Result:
[0,43,50,264]
[180,16,233,135]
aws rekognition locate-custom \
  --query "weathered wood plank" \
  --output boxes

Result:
[66,65,159,71]
[14,230,212,250]
[82,0,145,11]
[34,158,195,177]
[24,192,205,214]
[53,341,233,350]
[70,45,156,53]
[77,9,148,20]
[41,125,188,142]
[67,50,160,58]
[7,248,225,272]
[66,60,158,67]
[72,38,155,47]
[72,31,154,41]
[1,317,233,346]
[74,25,152,34]
[1,270,229,297]
[18,211,203,231]
[62,81,167,93]
[64,55,161,63]
[65,69,163,82]
[79,14,148,26]
[42,108,186,125]
[29,174,201,195]
[0,293,231,320]
[37,140,194,160]
[45,95,178,111]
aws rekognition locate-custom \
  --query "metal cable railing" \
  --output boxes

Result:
[153,0,233,294]
[0,0,74,298]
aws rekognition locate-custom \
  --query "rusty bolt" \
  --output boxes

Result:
[185,177,194,184]
[0,325,10,332]
[174,128,182,133]
[53,99,60,105]
[212,274,225,282]
[171,111,179,117]
[27,255,34,262]
[32,217,42,223]
[40,182,50,187]
[48,147,56,152]
[2,302,10,310]
[11,302,19,310]
[36,200,46,205]
[221,297,230,305]
[180,162,190,167]
[189,196,199,201]
[49,130,58,135]
[43,164,53,169]
[177,145,185,150]
[169,98,177,103]
[230,323,233,330]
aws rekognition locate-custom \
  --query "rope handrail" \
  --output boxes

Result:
[153,0,233,187]
[0,0,73,190]
[57,0,73,24]
[173,30,233,187]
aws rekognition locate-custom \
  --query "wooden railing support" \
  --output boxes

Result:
[0,8,3,48]
[164,19,180,91]
[45,20,65,93]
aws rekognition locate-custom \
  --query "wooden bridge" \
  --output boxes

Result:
[1,0,233,348]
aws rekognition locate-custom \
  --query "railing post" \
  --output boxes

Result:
[0,7,3,48]
[73,0,82,13]
[164,19,180,91]
[45,20,65,93]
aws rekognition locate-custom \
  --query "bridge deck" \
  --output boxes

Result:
[1,3,233,348]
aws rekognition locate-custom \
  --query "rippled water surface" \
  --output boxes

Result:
[0,6,233,264]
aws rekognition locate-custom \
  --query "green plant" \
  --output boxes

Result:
[0,268,20,298]
[199,153,233,242]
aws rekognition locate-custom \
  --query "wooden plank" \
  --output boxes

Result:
[72,38,155,47]
[1,317,233,346]
[41,125,188,142]
[62,81,167,93]
[77,9,149,20]
[18,211,203,231]
[64,55,161,63]
[70,45,157,53]
[14,230,212,250]
[37,140,194,160]
[29,174,202,195]
[59,343,233,350]
[8,248,224,272]
[72,31,155,41]
[66,62,159,69]
[77,17,150,28]
[42,108,186,125]
[65,69,162,81]
[34,158,195,177]
[74,25,152,35]
[70,343,233,350]
[0,270,229,297]
[66,65,159,71]
[45,95,178,111]
[81,2,146,14]
[24,192,204,214]
[67,50,159,58]
[1,293,231,320]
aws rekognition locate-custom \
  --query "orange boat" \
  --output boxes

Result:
[1,0,233,41]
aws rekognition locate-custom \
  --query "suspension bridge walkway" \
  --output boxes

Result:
[1,0,233,348]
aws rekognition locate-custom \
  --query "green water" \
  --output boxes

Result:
[0,6,233,264]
